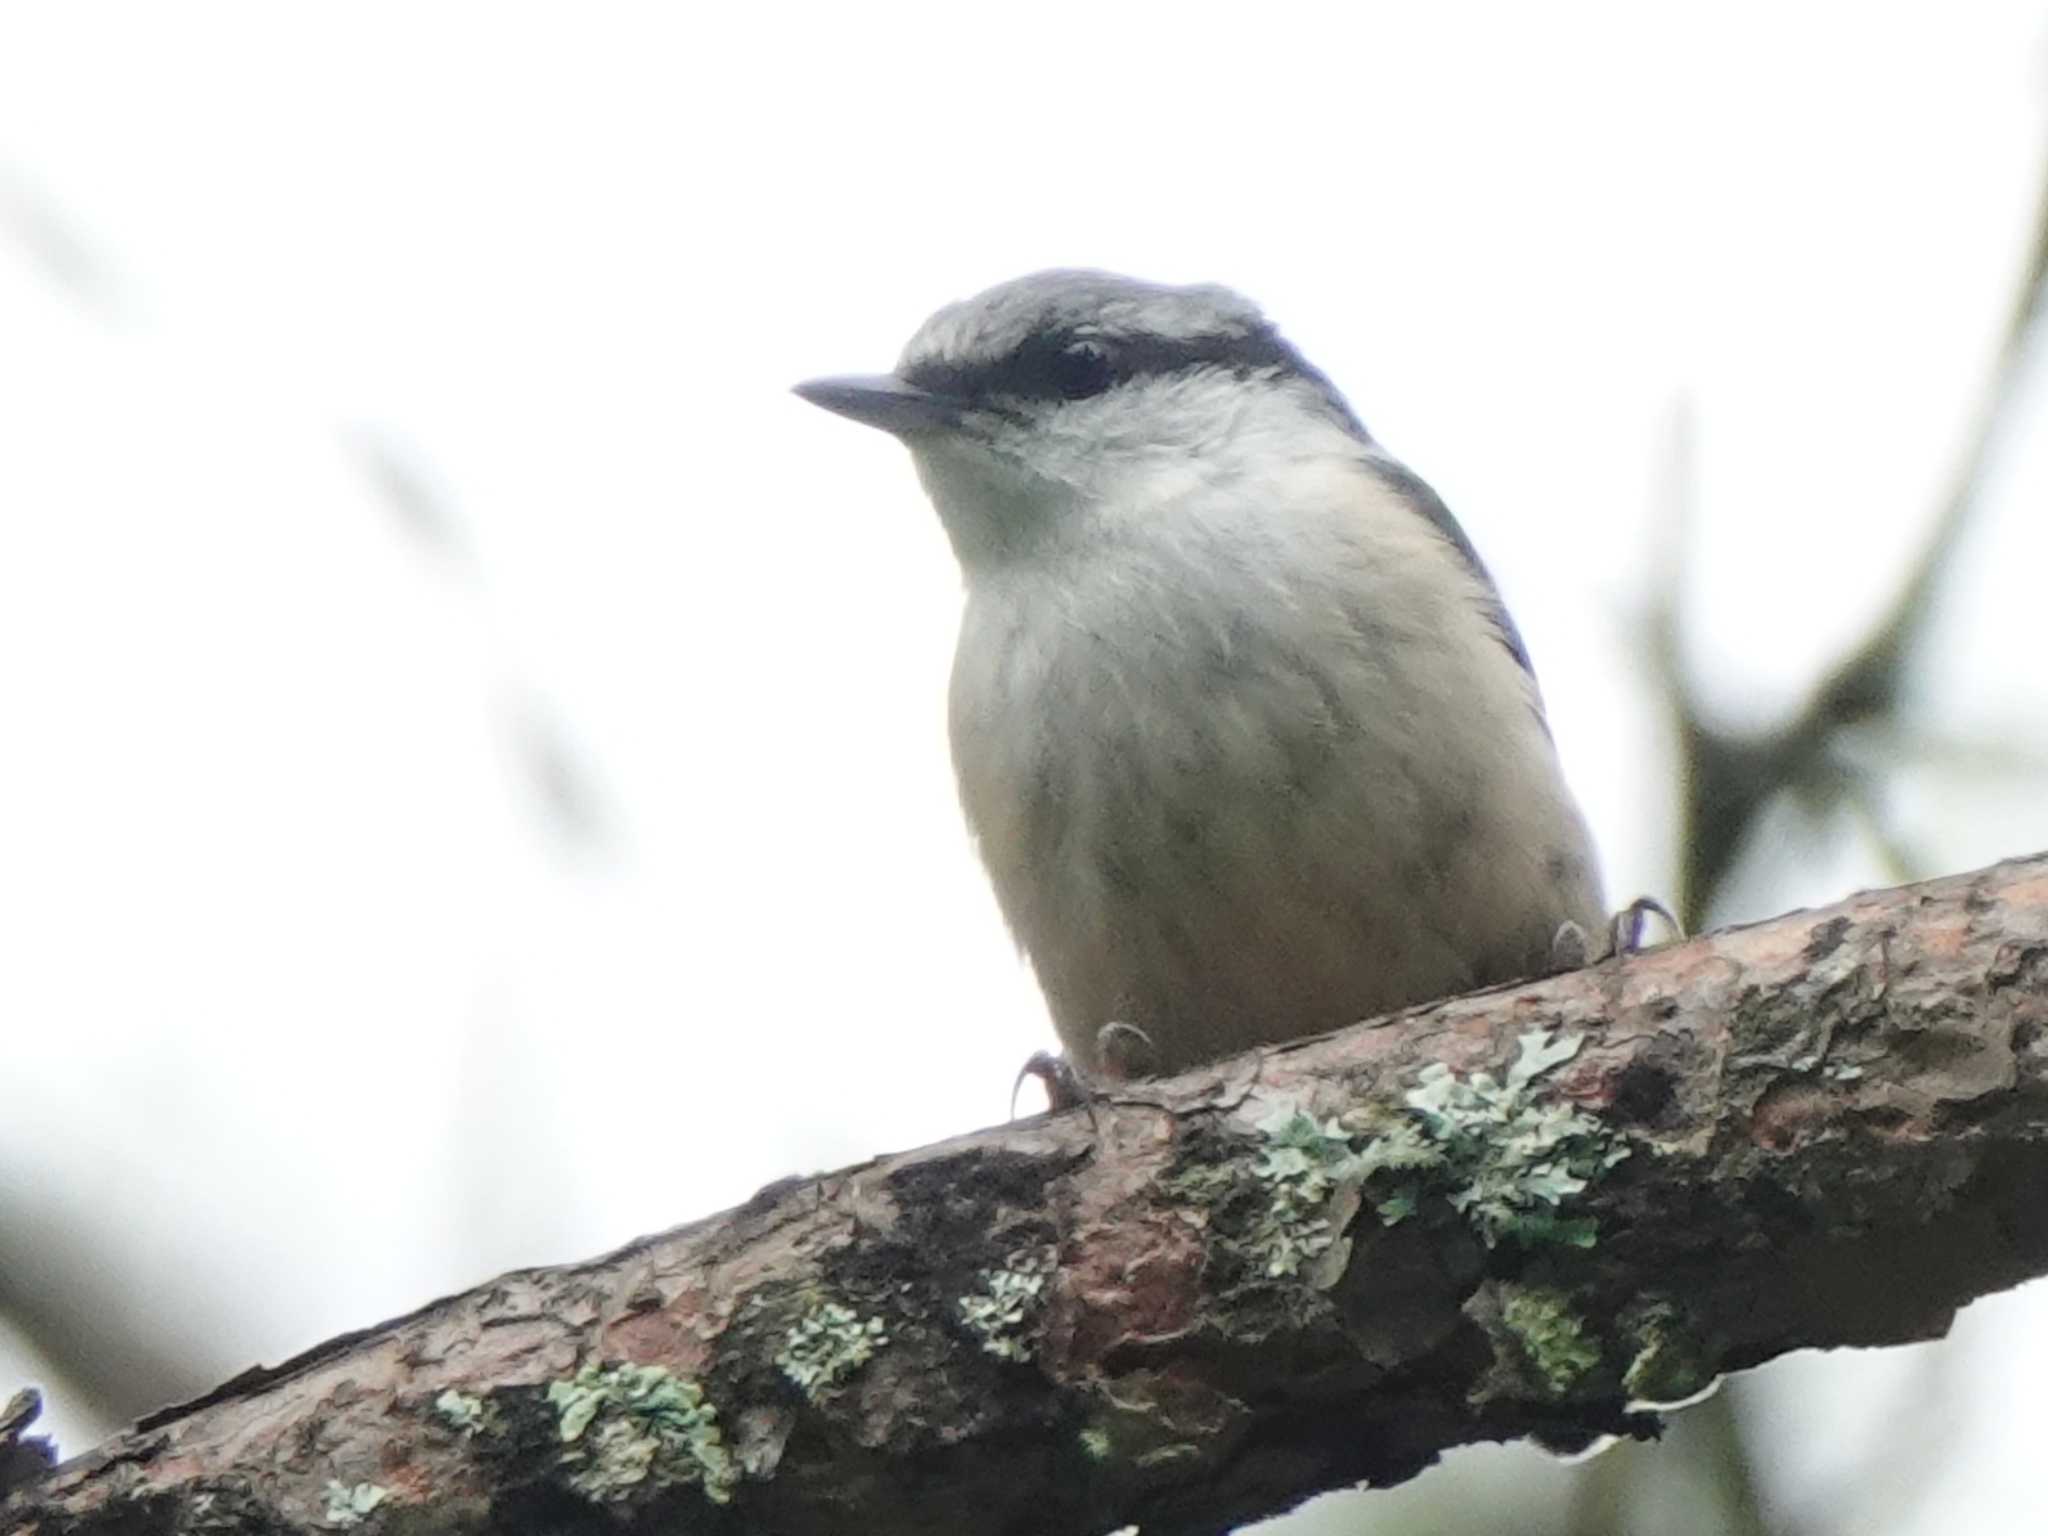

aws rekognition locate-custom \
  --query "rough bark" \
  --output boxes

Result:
[8,855,2048,1536]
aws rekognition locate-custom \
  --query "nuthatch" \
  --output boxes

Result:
[798,271,1609,1084]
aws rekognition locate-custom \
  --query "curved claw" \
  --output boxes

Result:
[1094,1020,1160,1081]
[1609,895,1683,955]
[1012,1049,1090,1117]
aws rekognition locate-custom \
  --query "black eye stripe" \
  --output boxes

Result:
[905,325,1328,406]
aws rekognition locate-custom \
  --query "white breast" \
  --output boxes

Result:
[946,453,1604,1074]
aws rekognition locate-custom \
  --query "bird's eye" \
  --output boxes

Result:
[1047,341,1115,400]
[997,336,1117,403]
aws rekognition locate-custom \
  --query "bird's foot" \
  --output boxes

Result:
[1550,897,1682,972]
[1010,1022,1160,1116]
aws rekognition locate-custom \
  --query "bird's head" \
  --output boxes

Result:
[796,270,1369,573]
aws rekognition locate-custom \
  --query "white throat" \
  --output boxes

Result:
[909,374,1365,581]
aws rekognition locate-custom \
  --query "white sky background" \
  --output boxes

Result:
[2,4,2047,1532]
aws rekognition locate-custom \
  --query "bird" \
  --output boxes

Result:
[795,270,1609,1086]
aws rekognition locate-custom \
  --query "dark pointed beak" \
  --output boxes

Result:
[792,373,964,436]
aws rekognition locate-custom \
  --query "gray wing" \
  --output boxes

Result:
[1360,451,1537,682]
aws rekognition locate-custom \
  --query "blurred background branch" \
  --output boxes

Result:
[1516,108,2048,1536]
[1660,139,2048,934]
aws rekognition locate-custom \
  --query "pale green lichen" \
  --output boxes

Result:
[1499,1286,1601,1397]
[958,1250,1050,1361]
[432,1388,492,1437]
[1247,1107,1349,1276]
[1246,1105,1433,1275]
[1078,1424,1114,1461]
[1375,1028,1629,1246]
[546,1361,738,1505]
[1249,1029,1628,1262]
[776,1300,888,1401]
[321,1481,388,1528]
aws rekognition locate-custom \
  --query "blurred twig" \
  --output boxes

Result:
[1656,148,2048,932]
[342,425,476,568]
[0,1190,218,1424]
[0,162,124,315]
[342,424,617,851]
[1562,111,2048,1536]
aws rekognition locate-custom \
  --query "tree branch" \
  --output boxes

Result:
[9,854,2048,1536]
